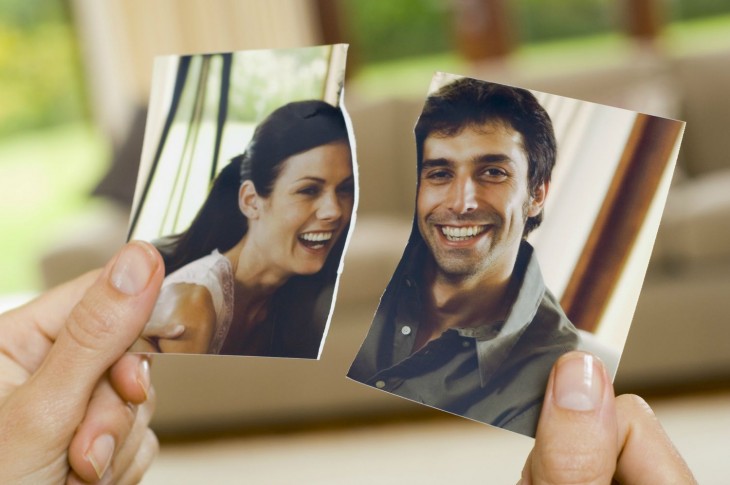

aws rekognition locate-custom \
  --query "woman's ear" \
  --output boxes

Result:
[527,181,549,218]
[239,180,261,219]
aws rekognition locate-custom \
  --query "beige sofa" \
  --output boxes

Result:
[617,49,730,390]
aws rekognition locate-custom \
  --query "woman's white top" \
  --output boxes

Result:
[160,250,235,353]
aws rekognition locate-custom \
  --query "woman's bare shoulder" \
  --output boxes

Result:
[159,282,215,310]
[155,283,217,353]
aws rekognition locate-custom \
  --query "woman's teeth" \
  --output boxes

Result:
[441,225,486,241]
[299,231,333,248]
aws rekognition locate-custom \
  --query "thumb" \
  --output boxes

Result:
[28,241,163,426]
[521,351,618,485]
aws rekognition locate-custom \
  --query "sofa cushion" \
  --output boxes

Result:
[654,169,730,266]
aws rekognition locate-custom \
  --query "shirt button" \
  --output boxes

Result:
[401,325,412,336]
[375,380,386,389]
[405,278,413,288]
[462,340,471,347]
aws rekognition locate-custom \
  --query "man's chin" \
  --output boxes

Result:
[431,254,484,279]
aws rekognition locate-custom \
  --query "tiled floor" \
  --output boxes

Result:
[143,389,730,484]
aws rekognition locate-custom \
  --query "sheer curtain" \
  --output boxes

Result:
[128,45,347,243]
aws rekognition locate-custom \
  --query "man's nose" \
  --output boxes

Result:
[447,176,478,214]
[317,191,343,221]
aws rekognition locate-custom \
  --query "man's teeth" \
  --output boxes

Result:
[441,225,486,241]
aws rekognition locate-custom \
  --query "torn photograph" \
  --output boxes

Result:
[127,44,356,358]
[347,72,685,437]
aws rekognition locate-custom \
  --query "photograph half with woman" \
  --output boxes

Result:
[127,45,356,358]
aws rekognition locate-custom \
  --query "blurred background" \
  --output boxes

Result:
[1,0,729,482]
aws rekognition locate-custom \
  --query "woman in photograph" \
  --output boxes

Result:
[131,100,354,357]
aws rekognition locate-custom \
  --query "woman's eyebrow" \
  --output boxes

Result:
[294,176,326,183]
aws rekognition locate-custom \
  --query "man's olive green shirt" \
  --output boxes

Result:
[348,240,579,437]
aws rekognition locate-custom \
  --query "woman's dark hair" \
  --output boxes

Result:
[156,99,351,357]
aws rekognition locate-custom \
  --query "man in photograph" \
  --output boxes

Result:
[348,77,579,436]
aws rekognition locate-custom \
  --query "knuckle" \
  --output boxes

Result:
[146,428,160,458]
[122,429,159,485]
[122,401,139,426]
[137,387,157,426]
[85,387,138,439]
[538,441,610,485]
[146,384,157,411]
[617,393,653,415]
[66,295,122,352]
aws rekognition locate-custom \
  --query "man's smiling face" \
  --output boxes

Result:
[417,120,547,284]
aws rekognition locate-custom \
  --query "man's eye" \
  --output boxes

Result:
[481,168,507,179]
[424,170,452,181]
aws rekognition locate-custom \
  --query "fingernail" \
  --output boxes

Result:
[137,357,151,401]
[110,242,156,295]
[554,353,603,411]
[85,434,115,479]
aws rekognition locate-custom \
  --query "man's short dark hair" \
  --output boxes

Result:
[414,78,557,236]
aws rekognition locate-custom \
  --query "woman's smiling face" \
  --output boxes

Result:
[245,141,354,277]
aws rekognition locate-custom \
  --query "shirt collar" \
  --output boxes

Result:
[402,239,547,387]
[472,240,546,386]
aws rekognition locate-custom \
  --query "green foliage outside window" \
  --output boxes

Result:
[515,0,614,43]
[673,0,730,20]
[344,0,730,68]
[0,0,85,138]
[342,0,451,63]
